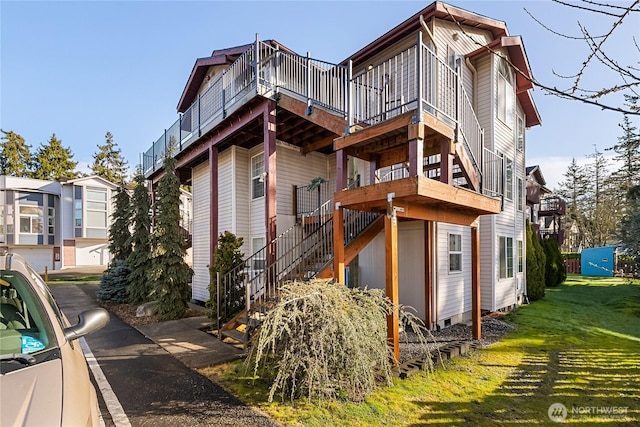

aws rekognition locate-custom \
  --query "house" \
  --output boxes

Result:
[525,165,566,246]
[142,1,540,358]
[0,175,118,272]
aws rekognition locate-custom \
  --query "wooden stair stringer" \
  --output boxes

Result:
[455,143,480,192]
[316,215,385,279]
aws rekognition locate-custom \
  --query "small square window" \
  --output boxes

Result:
[448,233,462,273]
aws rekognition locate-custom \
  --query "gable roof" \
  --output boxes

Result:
[341,1,541,127]
[177,40,295,113]
[526,165,546,186]
[62,175,119,190]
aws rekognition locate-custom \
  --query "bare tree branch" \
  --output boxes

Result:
[445,0,640,115]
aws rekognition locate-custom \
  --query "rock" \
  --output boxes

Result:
[136,301,158,317]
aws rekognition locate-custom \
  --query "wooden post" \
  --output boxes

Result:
[336,149,348,191]
[333,205,345,284]
[385,211,400,362]
[264,101,277,246]
[209,145,218,265]
[408,123,424,177]
[440,140,454,185]
[471,224,481,340]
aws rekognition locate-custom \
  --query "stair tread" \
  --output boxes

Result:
[221,328,246,343]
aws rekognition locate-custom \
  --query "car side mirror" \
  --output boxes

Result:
[63,308,110,342]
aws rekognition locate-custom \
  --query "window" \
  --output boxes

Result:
[516,116,525,151]
[251,154,265,199]
[517,240,523,273]
[497,59,514,127]
[448,233,462,273]
[19,206,43,234]
[86,188,107,229]
[48,207,55,235]
[74,186,83,232]
[252,237,266,271]
[517,178,523,211]
[499,236,514,279]
[0,205,4,243]
[505,159,513,201]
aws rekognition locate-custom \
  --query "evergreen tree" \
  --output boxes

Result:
[108,185,132,262]
[620,185,640,262]
[127,168,154,305]
[31,133,79,180]
[557,158,589,250]
[149,146,193,320]
[0,129,32,177]
[541,238,566,287]
[606,95,640,200]
[91,131,129,184]
[526,221,545,301]
[583,146,620,247]
[207,231,245,323]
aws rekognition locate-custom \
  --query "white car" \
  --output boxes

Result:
[0,251,109,426]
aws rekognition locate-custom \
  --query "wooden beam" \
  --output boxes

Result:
[471,225,481,340]
[334,111,414,151]
[392,201,480,226]
[440,138,454,185]
[210,146,218,267]
[378,145,408,168]
[276,93,346,136]
[302,135,337,154]
[385,212,400,363]
[316,215,384,278]
[264,101,277,250]
[420,111,455,140]
[333,176,502,216]
[333,206,345,284]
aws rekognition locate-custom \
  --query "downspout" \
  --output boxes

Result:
[432,222,438,328]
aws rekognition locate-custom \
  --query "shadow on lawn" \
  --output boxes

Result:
[408,346,640,426]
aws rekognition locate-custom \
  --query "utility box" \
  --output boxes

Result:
[581,246,617,277]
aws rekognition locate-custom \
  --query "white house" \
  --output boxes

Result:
[0,175,118,272]
[142,1,540,356]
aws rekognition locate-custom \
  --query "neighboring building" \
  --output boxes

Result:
[0,175,118,272]
[525,165,566,246]
[143,1,540,355]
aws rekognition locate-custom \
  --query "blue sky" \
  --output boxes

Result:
[1,0,638,189]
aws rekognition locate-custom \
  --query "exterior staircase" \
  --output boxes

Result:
[216,199,382,347]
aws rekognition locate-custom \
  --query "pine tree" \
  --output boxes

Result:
[557,158,589,250]
[108,185,132,262]
[91,131,129,184]
[31,133,79,180]
[606,95,640,200]
[620,185,640,262]
[0,129,32,177]
[149,146,193,320]
[127,168,154,305]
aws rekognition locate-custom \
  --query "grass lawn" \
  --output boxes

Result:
[200,275,640,426]
[45,275,102,285]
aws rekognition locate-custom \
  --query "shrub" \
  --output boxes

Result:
[207,231,245,323]
[248,279,432,403]
[96,259,131,303]
[542,238,566,287]
[526,221,546,301]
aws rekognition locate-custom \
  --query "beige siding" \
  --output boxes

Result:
[218,148,233,235]
[433,18,492,58]
[233,147,251,257]
[276,142,330,234]
[192,162,211,303]
[358,221,426,320]
[436,223,471,321]
[475,53,496,310]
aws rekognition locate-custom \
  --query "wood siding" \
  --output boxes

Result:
[192,161,211,302]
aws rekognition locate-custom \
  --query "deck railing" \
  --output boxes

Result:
[482,148,503,198]
[143,32,492,195]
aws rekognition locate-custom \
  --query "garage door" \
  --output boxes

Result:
[75,242,111,266]
[11,248,53,273]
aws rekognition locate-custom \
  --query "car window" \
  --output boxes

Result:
[0,270,57,357]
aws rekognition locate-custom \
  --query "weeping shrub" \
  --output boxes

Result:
[247,279,432,403]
